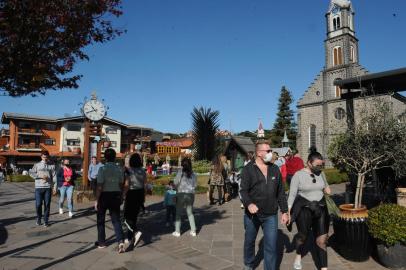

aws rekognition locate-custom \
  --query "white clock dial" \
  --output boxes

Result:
[83,99,106,121]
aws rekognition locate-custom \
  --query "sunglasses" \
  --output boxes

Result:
[259,149,272,153]
[310,174,316,184]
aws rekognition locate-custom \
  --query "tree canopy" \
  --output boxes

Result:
[0,0,124,97]
[270,86,297,148]
[191,107,220,161]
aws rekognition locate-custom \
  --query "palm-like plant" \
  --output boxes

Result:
[191,107,220,161]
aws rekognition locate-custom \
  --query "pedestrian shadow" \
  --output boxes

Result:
[0,222,8,245]
[135,201,227,247]
[0,197,35,206]
[251,229,294,270]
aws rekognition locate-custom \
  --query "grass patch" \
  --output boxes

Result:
[324,168,349,185]
[9,174,34,182]
[152,185,208,196]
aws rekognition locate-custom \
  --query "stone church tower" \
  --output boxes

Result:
[297,0,405,164]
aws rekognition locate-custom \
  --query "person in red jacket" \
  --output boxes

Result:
[285,150,304,186]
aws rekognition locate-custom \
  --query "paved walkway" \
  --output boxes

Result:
[0,182,387,270]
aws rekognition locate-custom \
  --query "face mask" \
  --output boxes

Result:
[310,165,323,175]
[263,152,273,163]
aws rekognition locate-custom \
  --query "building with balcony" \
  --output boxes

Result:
[0,112,153,170]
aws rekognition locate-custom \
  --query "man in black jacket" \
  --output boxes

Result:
[240,140,289,270]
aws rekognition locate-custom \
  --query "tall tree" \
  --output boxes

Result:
[270,86,297,148]
[191,107,220,161]
[0,0,124,97]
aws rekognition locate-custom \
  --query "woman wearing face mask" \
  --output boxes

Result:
[287,151,331,270]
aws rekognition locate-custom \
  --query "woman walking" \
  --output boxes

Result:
[172,157,197,237]
[56,158,77,218]
[209,155,226,205]
[287,151,331,270]
[123,153,146,249]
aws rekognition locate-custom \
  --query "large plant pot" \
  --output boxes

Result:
[333,204,371,262]
[396,188,406,207]
[376,243,406,269]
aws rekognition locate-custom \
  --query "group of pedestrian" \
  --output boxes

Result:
[30,141,331,267]
[240,140,331,270]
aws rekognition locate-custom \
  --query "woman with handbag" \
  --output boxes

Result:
[287,151,331,270]
[172,157,197,237]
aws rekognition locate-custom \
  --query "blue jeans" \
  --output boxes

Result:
[243,214,278,270]
[97,192,124,244]
[35,188,52,224]
[59,185,74,212]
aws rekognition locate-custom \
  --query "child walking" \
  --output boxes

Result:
[164,181,176,227]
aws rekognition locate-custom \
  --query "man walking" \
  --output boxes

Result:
[240,140,289,270]
[95,149,125,253]
[29,150,56,227]
[88,156,102,196]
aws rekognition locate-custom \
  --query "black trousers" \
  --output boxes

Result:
[166,205,176,222]
[124,189,145,240]
[295,206,330,268]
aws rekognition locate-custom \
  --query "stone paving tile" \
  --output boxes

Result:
[0,182,389,270]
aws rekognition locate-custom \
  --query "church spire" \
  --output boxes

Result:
[257,119,265,138]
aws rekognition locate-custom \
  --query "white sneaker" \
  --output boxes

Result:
[172,231,181,237]
[59,208,63,214]
[190,231,197,237]
[134,231,142,247]
[293,261,302,270]
[68,211,73,218]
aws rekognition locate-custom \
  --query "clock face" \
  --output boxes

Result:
[83,99,106,121]
[332,5,340,14]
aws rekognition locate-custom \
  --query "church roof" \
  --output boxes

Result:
[330,0,351,9]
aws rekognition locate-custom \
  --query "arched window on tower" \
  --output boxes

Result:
[350,46,355,62]
[309,125,316,149]
[337,16,341,28]
[333,18,337,31]
[333,46,343,66]
[333,16,341,30]
[335,85,342,98]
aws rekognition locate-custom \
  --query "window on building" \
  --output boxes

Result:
[335,86,342,98]
[166,147,173,154]
[66,123,81,131]
[44,139,55,145]
[105,126,118,134]
[350,46,355,62]
[66,139,80,146]
[43,124,56,131]
[309,125,316,148]
[333,46,343,66]
[335,108,346,120]
[19,122,32,129]
[19,137,31,145]
[157,146,165,154]
[333,16,341,30]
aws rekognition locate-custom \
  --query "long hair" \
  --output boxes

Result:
[181,157,193,178]
[212,155,224,174]
[129,153,142,168]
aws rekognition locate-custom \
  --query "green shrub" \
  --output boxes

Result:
[324,168,349,185]
[192,160,211,174]
[10,174,34,182]
[367,204,406,246]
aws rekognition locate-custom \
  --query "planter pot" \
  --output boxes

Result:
[376,243,406,269]
[396,188,406,207]
[333,204,371,262]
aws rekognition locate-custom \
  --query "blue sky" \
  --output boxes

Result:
[1,0,405,133]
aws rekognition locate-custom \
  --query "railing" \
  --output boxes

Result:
[1,130,10,136]
[18,128,42,135]
[17,143,41,149]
